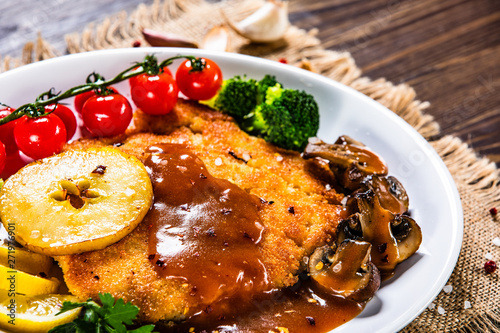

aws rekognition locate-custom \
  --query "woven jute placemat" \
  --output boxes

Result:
[2,0,499,331]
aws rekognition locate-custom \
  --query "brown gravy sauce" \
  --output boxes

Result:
[144,143,364,332]
[158,279,364,333]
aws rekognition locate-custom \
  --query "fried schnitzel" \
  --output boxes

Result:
[56,99,347,323]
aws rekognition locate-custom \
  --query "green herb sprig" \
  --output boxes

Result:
[0,54,199,126]
[48,293,156,333]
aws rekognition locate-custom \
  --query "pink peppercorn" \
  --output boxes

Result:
[490,207,498,216]
[484,260,497,274]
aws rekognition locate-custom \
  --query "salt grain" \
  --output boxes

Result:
[215,158,223,166]
[31,230,41,239]
[276,155,284,162]
[325,184,332,191]
[492,237,500,247]
[437,306,446,315]
[485,252,493,260]
[443,285,453,293]
[464,301,471,309]
[428,303,435,310]
[242,153,251,161]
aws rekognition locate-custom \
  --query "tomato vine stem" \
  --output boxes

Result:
[0,54,199,126]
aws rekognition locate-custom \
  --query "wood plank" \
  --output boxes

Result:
[0,0,498,164]
[289,0,500,165]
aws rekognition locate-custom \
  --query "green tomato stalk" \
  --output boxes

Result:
[0,54,202,125]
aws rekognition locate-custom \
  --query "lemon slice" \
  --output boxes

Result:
[0,293,81,333]
[0,265,60,296]
[0,243,54,277]
[0,147,153,256]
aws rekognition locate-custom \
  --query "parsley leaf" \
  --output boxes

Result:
[48,293,156,333]
[101,294,139,331]
[127,326,158,333]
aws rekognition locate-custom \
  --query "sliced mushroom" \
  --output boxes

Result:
[337,213,363,241]
[303,136,419,279]
[339,165,368,191]
[392,214,422,262]
[362,175,409,215]
[356,191,400,275]
[304,157,336,184]
[309,240,381,302]
[334,135,366,147]
[304,138,388,178]
[337,190,422,278]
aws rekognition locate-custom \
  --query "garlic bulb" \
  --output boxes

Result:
[201,25,231,52]
[224,0,289,43]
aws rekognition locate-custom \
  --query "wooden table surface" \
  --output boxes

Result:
[1,0,499,166]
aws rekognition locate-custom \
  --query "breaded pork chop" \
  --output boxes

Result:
[56,99,346,323]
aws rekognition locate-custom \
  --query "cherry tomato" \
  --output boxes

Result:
[129,66,172,88]
[0,141,5,174]
[0,107,21,155]
[0,151,27,180]
[14,114,67,160]
[130,70,178,115]
[45,104,77,140]
[175,58,222,101]
[74,87,118,114]
[81,93,133,137]
[74,91,95,114]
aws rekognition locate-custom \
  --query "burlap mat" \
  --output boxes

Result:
[1,0,499,331]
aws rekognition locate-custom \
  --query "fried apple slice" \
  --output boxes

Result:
[0,147,153,255]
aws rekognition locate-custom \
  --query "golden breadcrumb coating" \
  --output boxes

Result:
[56,99,346,322]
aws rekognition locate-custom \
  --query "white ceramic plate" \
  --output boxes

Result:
[0,48,463,332]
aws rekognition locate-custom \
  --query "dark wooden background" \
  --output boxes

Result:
[1,0,499,166]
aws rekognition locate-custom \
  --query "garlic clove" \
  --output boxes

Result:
[224,0,290,43]
[201,25,231,52]
[142,28,198,48]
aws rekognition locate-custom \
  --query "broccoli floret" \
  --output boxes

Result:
[204,74,319,152]
[246,86,320,151]
[205,75,283,122]
[256,75,281,104]
[211,76,258,122]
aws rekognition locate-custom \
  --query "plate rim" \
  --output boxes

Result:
[0,47,464,332]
